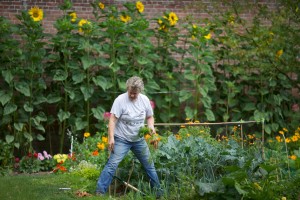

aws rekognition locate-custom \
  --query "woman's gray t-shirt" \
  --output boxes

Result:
[111,92,153,142]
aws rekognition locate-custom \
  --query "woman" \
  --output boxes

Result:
[96,76,162,197]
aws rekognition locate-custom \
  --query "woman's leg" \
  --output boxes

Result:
[131,139,160,189]
[96,137,131,194]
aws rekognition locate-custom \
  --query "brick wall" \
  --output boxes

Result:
[0,0,280,34]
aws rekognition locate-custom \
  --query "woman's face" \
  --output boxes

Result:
[128,89,139,101]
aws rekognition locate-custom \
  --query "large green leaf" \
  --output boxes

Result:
[205,109,215,121]
[58,109,70,122]
[46,94,61,104]
[243,102,256,111]
[0,90,12,106]
[53,69,68,81]
[14,123,24,131]
[184,70,197,81]
[15,82,30,97]
[75,118,88,131]
[24,132,33,142]
[179,90,192,103]
[91,106,105,120]
[3,103,17,115]
[184,106,196,119]
[81,55,95,70]
[5,135,14,144]
[80,85,94,101]
[36,134,45,141]
[72,72,85,84]
[24,102,33,112]
[2,70,13,84]
[92,75,112,91]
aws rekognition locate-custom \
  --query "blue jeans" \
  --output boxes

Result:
[96,137,161,194]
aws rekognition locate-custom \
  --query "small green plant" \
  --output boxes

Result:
[138,126,151,138]
[19,153,43,174]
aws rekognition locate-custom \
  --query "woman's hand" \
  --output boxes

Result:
[108,137,115,153]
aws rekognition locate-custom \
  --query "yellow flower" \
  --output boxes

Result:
[98,2,105,10]
[192,24,197,29]
[191,35,196,40]
[279,130,284,135]
[69,12,77,22]
[144,134,151,140]
[282,197,287,200]
[102,136,108,143]
[290,155,297,160]
[53,154,68,163]
[78,19,91,33]
[291,135,298,142]
[276,49,283,58]
[120,14,131,23]
[157,19,163,24]
[168,12,178,26]
[28,6,43,22]
[97,142,105,150]
[285,138,291,143]
[204,33,211,40]
[194,120,200,123]
[275,136,282,142]
[136,1,144,13]
[84,132,90,138]
[175,134,181,140]
[283,128,288,132]
[253,182,262,190]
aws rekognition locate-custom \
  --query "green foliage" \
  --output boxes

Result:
[70,160,100,180]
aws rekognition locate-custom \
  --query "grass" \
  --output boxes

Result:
[0,173,104,200]
[0,173,158,200]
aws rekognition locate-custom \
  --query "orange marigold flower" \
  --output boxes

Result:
[144,134,151,140]
[285,138,291,143]
[291,135,298,142]
[290,155,297,160]
[92,150,99,156]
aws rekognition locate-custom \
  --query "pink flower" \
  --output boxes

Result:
[292,103,299,112]
[37,153,45,161]
[15,157,20,163]
[150,100,156,109]
[43,150,52,159]
[103,112,111,120]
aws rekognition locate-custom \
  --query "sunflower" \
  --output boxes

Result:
[78,19,91,33]
[69,12,77,22]
[98,2,105,10]
[136,1,144,13]
[28,6,43,22]
[120,14,131,23]
[168,12,178,26]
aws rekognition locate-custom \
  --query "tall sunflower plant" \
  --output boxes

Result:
[5,7,48,153]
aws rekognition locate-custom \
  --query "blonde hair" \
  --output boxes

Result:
[126,76,144,92]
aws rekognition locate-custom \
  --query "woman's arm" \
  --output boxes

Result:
[146,115,156,134]
[108,114,117,152]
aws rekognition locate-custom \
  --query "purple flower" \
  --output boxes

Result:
[38,153,45,161]
[43,150,52,159]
